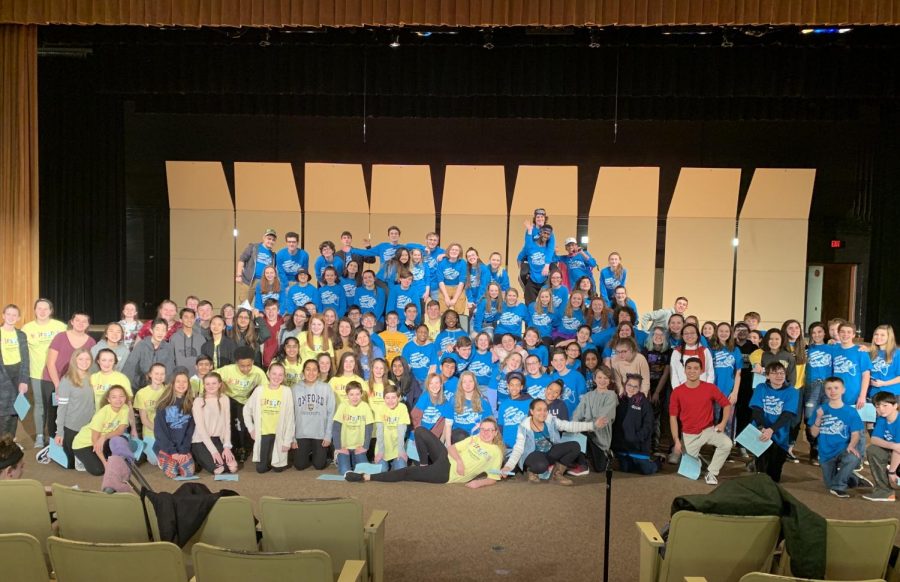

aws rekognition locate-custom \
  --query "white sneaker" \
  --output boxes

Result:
[74,458,86,472]
[704,472,719,485]
[34,435,45,448]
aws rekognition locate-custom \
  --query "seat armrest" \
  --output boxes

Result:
[637,522,664,582]
[364,510,388,582]
[338,560,366,582]
[637,522,664,548]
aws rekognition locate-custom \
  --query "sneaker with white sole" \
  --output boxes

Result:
[704,472,718,485]
[829,489,850,498]
[34,435,45,449]
[74,458,86,472]
[862,492,896,502]
[566,465,590,477]
[35,446,50,465]
[853,469,875,488]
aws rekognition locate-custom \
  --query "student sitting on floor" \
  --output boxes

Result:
[808,376,864,498]
[864,391,900,502]
[332,381,375,475]
[612,373,658,475]
[374,386,410,472]
[244,362,295,474]
[71,385,131,476]
[750,361,799,483]
[153,367,196,479]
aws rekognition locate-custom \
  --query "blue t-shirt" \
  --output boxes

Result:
[402,342,436,383]
[281,283,321,314]
[749,383,800,450]
[520,232,552,286]
[598,266,626,304]
[556,252,596,290]
[832,345,872,404]
[711,347,742,397]
[354,286,386,321]
[549,368,587,417]
[252,283,281,312]
[495,304,528,337]
[339,278,358,304]
[489,267,510,292]
[313,256,344,283]
[525,374,551,399]
[409,262,431,299]
[276,248,309,287]
[452,397,492,436]
[526,344,549,367]
[555,310,586,339]
[435,329,466,357]
[805,344,834,384]
[550,286,569,313]
[436,258,464,286]
[808,402,863,463]
[318,284,347,317]
[873,414,900,444]
[465,263,492,304]
[869,349,900,396]
[499,397,532,448]
[472,298,502,332]
[253,246,275,280]
[527,304,557,338]
[413,392,453,433]
[386,285,418,317]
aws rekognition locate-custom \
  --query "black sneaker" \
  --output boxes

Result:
[786,451,800,463]
[829,489,850,499]
[853,469,875,488]
[345,472,365,482]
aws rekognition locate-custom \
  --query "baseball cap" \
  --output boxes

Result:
[506,371,525,384]
[565,237,578,246]
[533,208,547,216]
[296,269,310,279]
[264,228,277,237]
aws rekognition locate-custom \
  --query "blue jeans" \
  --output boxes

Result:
[336,451,369,475]
[820,449,861,492]
[803,379,827,455]
[615,452,658,475]
[380,457,408,472]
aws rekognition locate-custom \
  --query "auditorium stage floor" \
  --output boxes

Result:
[25,440,899,582]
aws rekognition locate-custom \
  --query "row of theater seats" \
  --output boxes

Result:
[0,479,386,582]
[638,511,900,582]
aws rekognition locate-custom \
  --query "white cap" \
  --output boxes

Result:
[564,237,578,245]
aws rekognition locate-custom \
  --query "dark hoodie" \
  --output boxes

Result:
[612,392,654,456]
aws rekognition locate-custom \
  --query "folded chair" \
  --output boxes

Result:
[52,483,150,543]
[0,533,51,582]
[48,535,187,582]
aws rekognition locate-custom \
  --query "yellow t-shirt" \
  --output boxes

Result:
[22,319,67,378]
[329,375,367,404]
[282,360,303,388]
[333,401,374,449]
[298,332,334,365]
[72,404,130,449]
[190,375,204,396]
[260,385,284,436]
[90,371,133,410]
[446,436,503,484]
[133,385,165,438]
[1,329,21,366]
[378,331,408,364]
[425,318,441,341]
[367,381,387,409]
[375,403,411,461]
[217,364,267,405]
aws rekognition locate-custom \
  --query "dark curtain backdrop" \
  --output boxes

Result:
[37,26,900,328]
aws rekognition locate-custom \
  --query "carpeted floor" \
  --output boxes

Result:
[23,434,900,582]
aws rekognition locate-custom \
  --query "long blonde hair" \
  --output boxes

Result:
[305,314,333,351]
[63,348,92,387]
[156,369,195,415]
[423,373,446,405]
[454,371,484,414]
[870,324,897,364]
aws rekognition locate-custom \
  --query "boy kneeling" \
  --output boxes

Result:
[863,391,900,502]
[808,377,864,498]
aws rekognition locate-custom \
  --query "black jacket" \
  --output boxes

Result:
[611,393,654,456]
[142,483,239,547]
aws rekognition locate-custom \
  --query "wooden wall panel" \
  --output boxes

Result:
[735,168,816,329]
[304,162,370,266]
[662,168,740,324]
[369,165,435,267]
[440,165,508,268]
[166,161,234,308]
[588,166,659,312]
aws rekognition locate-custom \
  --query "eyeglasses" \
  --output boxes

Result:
[615,349,631,355]
[479,427,497,433]
[769,370,786,375]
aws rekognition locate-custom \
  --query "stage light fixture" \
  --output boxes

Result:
[389,34,401,48]
[483,30,494,50]
[259,31,271,47]
[588,30,600,48]
[580,236,590,244]
[801,27,849,35]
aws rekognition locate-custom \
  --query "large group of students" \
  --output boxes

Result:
[1,211,898,499]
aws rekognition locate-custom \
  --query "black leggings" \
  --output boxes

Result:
[62,427,77,469]
[191,438,225,474]
[370,427,450,484]
[41,379,57,439]
[586,439,611,472]
[256,434,283,474]
[294,438,329,470]
[73,440,113,476]
[756,444,788,483]
[523,441,580,473]
[230,399,251,455]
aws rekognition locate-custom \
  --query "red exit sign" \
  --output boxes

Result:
[830,240,845,249]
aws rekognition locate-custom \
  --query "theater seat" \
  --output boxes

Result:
[636,511,780,582]
[47,535,186,582]
[0,479,53,568]
[52,484,150,543]
[192,543,365,582]
[741,573,885,582]
[260,497,386,582]
[0,533,51,582]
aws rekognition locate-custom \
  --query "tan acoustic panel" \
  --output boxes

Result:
[169,209,234,309]
[662,168,740,323]
[735,169,816,329]
[370,164,435,249]
[304,163,370,255]
[507,166,578,292]
[588,167,659,311]
[441,165,508,265]
[166,161,233,210]
[234,162,301,263]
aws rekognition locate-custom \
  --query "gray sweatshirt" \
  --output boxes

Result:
[89,341,130,373]
[292,380,336,440]
[56,377,96,436]
[572,389,618,450]
[122,338,176,389]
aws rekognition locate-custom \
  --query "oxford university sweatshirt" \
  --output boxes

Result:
[292,380,336,440]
